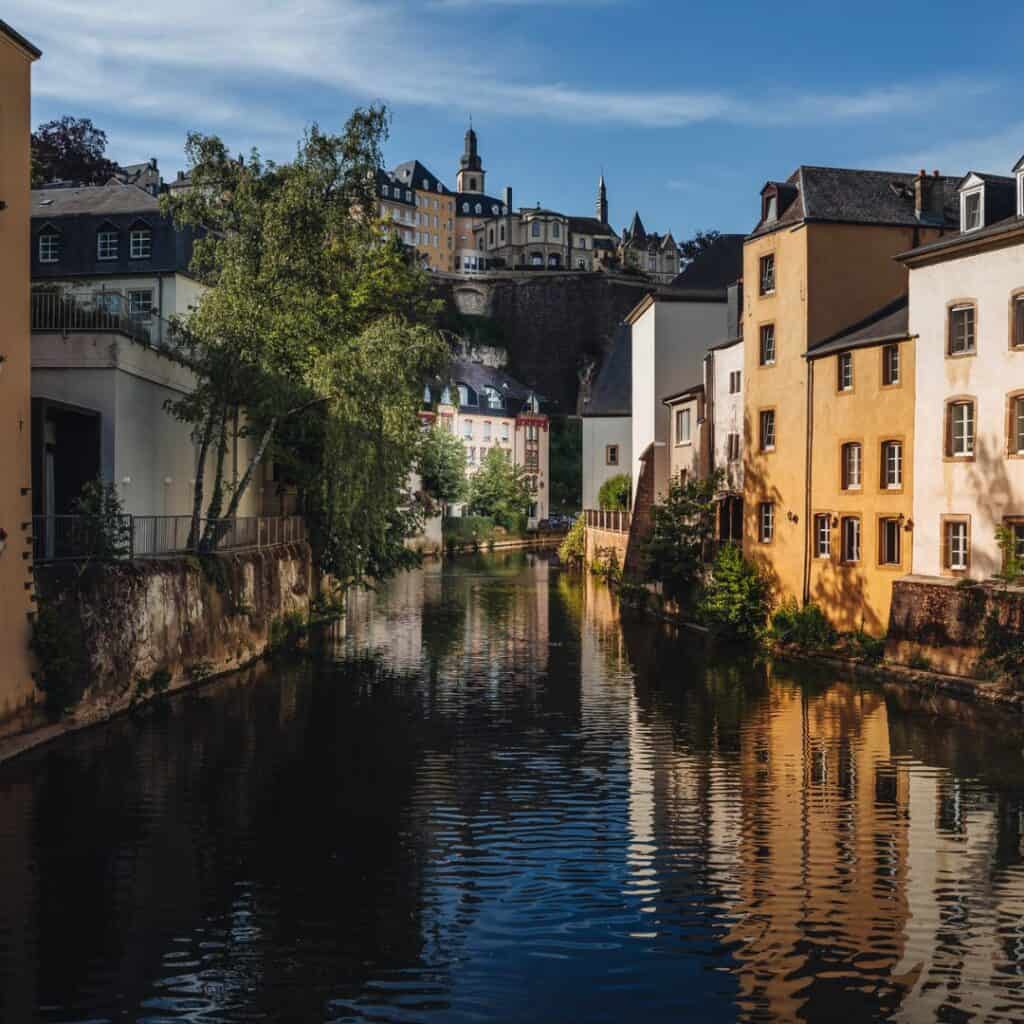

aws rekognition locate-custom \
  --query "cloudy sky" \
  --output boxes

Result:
[11,0,1023,237]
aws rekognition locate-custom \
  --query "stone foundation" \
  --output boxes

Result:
[886,574,1024,678]
[585,526,629,571]
[31,543,313,725]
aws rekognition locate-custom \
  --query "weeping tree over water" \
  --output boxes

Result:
[161,107,446,581]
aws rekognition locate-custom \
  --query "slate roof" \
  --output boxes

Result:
[32,182,159,217]
[805,296,909,359]
[898,213,1024,263]
[669,233,744,292]
[434,358,543,414]
[958,171,1016,189]
[623,211,646,243]
[707,335,742,352]
[117,161,161,195]
[569,216,616,236]
[0,19,41,57]
[662,383,704,405]
[750,166,962,237]
[455,193,507,217]
[391,160,451,195]
[376,167,415,206]
[583,324,631,418]
[959,172,1018,225]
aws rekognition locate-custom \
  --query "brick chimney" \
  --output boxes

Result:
[914,168,945,222]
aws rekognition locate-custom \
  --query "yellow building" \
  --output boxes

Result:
[743,167,957,630]
[390,160,456,272]
[806,299,915,633]
[0,20,40,724]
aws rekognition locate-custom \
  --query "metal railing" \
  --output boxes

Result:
[584,508,631,534]
[31,289,158,346]
[33,514,305,563]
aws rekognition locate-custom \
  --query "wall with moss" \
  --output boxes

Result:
[31,543,312,721]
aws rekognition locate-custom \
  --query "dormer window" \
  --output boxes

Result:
[38,231,61,263]
[381,184,389,197]
[130,226,152,259]
[962,189,983,231]
[474,203,482,215]
[97,227,119,261]
[764,193,777,222]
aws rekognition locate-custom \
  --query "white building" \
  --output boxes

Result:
[581,324,631,509]
[625,234,745,504]
[902,156,1024,579]
[423,359,550,527]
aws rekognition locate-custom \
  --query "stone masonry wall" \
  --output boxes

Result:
[33,543,312,721]
[886,575,1024,678]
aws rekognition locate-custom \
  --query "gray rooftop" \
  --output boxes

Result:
[806,296,909,359]
[583,324,631,418]
[32,182,159,217]
[669,233,744,292]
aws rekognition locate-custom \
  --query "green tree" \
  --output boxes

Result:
[466,448,532,530]
[73,478,131,561]
[678,229,721,264]
[31,116,120,186]
[548,416,581,513]
[161,108,447,582]
[698,543,770,641]
[418,425,466,511]
[598,473,631,511]
[641,471,720,606]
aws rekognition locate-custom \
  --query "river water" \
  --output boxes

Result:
[2,551,1024,1022]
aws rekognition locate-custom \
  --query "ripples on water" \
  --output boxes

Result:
[2,552,1024,1022]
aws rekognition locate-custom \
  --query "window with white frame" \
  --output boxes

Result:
[882,343,900,385]
[759,501,774,543]
[97,229,118,260]
[676,408,691,444]
[729,370,741,394]
[38,232,60,263]
[128,289,153,320]
[881,440,903,488]
[483,421,492,441]
[841,442,862,489]
[759,410,775,451]
[880,518,901,565]
[837,352,853,391]
[947,400,975,457]
[462,420,472,439]
[944,519,969,571]
[759,324,776,366]
[841,516,861,563]
[962,189,983,231]
[814,514,831,558]
[759,253,775,295]
[1015,397,1024,454]
[501,422,510,442]
[949,304,976,355]
[130,228,152,259]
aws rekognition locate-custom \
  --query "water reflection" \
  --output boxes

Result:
[0,552,1023,1021]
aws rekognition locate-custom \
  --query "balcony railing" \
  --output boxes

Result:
[584,509,631,534]
[31,289,156,346]
[33,515,305,563]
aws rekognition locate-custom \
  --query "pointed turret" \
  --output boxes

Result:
[596,173,608,226]
[628,210,646,243]
[456,122,485,193]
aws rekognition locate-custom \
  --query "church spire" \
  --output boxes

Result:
[457,120,485,193]
[596,171,608,226]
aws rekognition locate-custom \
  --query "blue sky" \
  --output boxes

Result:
[12,0,1023,238]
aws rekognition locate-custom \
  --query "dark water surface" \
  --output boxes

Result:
[3,552,1024,1022]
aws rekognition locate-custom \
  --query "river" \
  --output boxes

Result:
[2,551,1024,1022]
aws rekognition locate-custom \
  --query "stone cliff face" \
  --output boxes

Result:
[442,272,651,411]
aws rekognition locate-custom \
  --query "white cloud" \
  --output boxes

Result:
[874,122,1024,178]
[12,0,1003,167]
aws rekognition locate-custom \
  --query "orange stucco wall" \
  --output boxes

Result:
[0,31,38,720]
[808,338,916,634]
[743,220,944,617]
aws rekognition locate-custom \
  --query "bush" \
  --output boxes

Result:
[598,473,631,511]
[769,599,837,648]
[30,600,91,716]
[269,610,308,653]
[698,543,771,642]
[73,478,131,561]
[980,610,1024,686]
[445,515,498,548]
[558,516,586,566]
[590,546,622,584]
[848,631,885,664]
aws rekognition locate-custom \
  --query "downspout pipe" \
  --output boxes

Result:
[802,358,814,605]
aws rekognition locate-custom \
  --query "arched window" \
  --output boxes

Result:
[475,203,482,215]
[530,252,543,266]
[423,384,432,403]
[548,253,560,267]
[469,177,477,190]
[488,228,494,245]
[462,202,470,214]
[531,221,541,238]
[500,224,505,242]
[552,222,561,238]
[381,184,389,197]
[491,205,499,216]
[440,386,452,404]
[422,178,429,189]
[483,386,503,410]
[436,181,442,192]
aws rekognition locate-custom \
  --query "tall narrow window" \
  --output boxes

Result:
[841,442,862,490]
[606,445,618,466]
[837,352,853,392]
[729,370,742,394]
[949,304,976,355]
[963,191,982,231]
[841,517,861,563]
[814,514,832,558]
[759,254,775,295]
[944,519,969,571]
[947,401,975,457]
[129,228,152,259]
[727,433,740,461]
[881,440,903,488]
[759,410,776,451]
[879,518,901,565]
[676,408,691,444]
[1014,296,1024,349]
[759,502,774,543]
[882,343,900,385]
[1014,397,1024,454]
[759,324,776,366]
[1008,521,1024,563]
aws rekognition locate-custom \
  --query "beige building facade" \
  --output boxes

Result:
[0,20,40,723]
